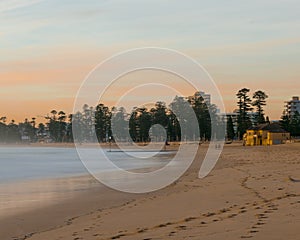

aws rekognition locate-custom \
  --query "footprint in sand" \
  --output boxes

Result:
[176,225,187,230]
[157,222,172,228]
[137,228,148,233]
[258,214,268,219]
[264,210,273,214]
[203,212,216,217]
[256,221,266,226]
[184,217,196,222]
[111,234,126,239]
[219,208,229,213]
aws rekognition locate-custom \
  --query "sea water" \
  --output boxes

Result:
[0,146,170,184]
[0,146,171,217]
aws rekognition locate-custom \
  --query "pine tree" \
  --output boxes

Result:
[252,90,268,125]
[236,88,253,139]
[227,115,235,140]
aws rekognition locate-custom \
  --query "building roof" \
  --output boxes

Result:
[248,123,288,133]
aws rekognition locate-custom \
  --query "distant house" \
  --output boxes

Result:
[243,123,290,146]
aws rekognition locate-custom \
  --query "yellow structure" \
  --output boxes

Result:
[243,123,290,146]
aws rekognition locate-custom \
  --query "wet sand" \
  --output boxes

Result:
[1,143,300,240]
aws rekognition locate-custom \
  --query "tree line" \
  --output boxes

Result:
[0,91,222,144]
[280,111,300,137]
[1,89,300,144]
[235,88,269,139]
[234,88,300,139]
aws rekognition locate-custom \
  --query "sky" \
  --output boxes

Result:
[0,0,300,122]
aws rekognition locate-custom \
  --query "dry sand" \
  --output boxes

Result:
[1,143,300,240]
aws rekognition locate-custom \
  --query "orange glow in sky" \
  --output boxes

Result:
[1,1,299,123]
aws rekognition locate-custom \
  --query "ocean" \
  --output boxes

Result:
[0,146,169,184]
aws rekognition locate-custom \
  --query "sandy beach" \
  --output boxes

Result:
[1,143,300,240]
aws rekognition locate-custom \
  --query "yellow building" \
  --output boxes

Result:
[243,123,290,146]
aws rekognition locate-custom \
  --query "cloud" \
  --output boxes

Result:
[0,0,43,13]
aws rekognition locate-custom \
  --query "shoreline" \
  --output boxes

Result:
[1,143,300,240]
[0,141,190,149]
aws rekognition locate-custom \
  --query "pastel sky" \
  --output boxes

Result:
[1,0,300,122]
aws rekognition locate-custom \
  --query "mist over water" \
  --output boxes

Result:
[0,146,169,184]
[0,146,169,218]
